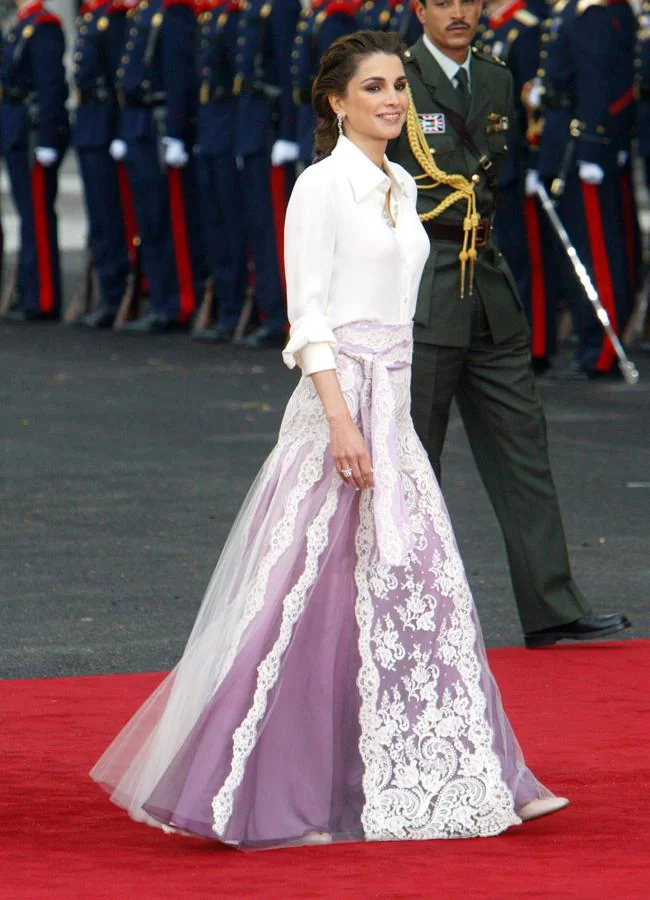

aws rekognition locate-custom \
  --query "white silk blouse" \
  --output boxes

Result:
[282,135,431,375]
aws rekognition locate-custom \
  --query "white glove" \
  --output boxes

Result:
[578,161,605,186]
[271,139,300,167]
[525,80,544,110]
[163,136,189,168]
[109,139,128,161]
[617,150,629,167]
[524,170,540,197]
[34,146,58,167]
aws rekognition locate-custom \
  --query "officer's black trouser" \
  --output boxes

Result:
[410,294,590,635]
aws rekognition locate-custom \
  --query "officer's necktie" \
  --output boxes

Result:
[455,66,470,118]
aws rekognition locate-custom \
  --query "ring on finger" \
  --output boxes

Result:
[341,467,353,478]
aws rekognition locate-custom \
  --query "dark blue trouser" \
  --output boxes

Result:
[5,149,62,316]
[555,171,632,373]
[239,154,286,329]
[125,139,204,321]
[197,152,248,329]
[77,147,130,311]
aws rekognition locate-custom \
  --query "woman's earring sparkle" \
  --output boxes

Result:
[337,113,344,136]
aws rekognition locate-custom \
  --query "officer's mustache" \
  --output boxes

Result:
[446,20,470,30]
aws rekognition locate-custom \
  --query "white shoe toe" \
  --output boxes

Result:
[518,796,570,822]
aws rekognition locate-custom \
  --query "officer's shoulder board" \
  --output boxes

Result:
[470,46,507,67]
[513,9,539,26]
[34,10,63,26]
[322,0,359,19]
[575,0,607,15]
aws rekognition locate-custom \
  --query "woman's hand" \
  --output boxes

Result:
[329,414,374,491]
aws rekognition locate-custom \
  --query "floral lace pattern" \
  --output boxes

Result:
[210,322,518,840]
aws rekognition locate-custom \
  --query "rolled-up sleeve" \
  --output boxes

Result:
[282,167,338,374]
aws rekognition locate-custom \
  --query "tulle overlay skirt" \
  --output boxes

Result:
[91,322,551,849]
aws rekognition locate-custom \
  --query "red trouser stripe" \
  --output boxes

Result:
[619,170,637,291]
[580,181,618,372]
[116,161,138,266]
[167,167,195,322]
[269,165,287,296]
[31,163,54,314]
[523,195,547,358]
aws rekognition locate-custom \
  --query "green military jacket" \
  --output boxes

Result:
[389,38,530,347]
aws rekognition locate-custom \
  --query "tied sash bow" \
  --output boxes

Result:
[336,324,414,568]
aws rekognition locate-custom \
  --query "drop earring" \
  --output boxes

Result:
[337,113,344,136]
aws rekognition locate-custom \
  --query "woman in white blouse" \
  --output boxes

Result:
[91,31,568,850]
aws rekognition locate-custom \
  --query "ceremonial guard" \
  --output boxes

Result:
[0,0,68,322]
[389,0,629,643]
[229,0,300,347]
[535,0,638,377]
[290,0,359,166]
[388,0,423,44]
[476,0,554,372]
[71,0,132,328]
[115,0,205,333]
[192,0,249,343]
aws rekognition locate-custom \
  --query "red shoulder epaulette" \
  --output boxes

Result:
[488,0,524,30]
[323,0,359,18]
[35,10,63,25]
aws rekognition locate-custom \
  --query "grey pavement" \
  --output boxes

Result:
[1,315,648,680]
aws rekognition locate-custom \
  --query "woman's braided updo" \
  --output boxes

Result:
[311,30,405,161]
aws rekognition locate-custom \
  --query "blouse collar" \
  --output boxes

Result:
[331,135,405,203]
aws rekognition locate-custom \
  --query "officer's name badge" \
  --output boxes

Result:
[419,113,445,134]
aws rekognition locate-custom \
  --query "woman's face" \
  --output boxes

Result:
[331,53,409,144]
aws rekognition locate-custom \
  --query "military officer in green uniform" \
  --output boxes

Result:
[389,0,631,647]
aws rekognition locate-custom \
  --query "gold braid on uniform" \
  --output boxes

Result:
[405,84,480,298]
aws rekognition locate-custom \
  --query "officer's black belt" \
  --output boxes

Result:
[422,218,492,248]
[121,90,166,108]
[235,78,281,99]
[543,90,576,110]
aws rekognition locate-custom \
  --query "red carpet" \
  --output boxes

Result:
[1,641,648,899]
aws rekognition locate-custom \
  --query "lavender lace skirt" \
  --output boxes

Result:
[91,322,552,849]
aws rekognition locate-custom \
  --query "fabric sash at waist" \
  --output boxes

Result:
[334,321,413,568]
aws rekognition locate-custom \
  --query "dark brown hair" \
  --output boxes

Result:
[311,30,405,161]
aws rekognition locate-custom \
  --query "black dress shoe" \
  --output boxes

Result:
[118,312,184,334]
[525,613,632,648]
[192,324,234,344]
[74,305,116,329]
[234,324,285,349]
[531,356,551,377]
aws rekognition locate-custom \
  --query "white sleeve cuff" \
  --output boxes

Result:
[298,342,337,375]
[282,316,337,372]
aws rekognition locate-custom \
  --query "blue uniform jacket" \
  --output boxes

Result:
[0,0,69,154]
[196,0,240,153]
[537,0,636,178]
[475,1,541,187]
[289,0,358,161]
[232,0,301,157]
[72,0,127,148]
[389,0,422,46]
[115,0,198,145]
